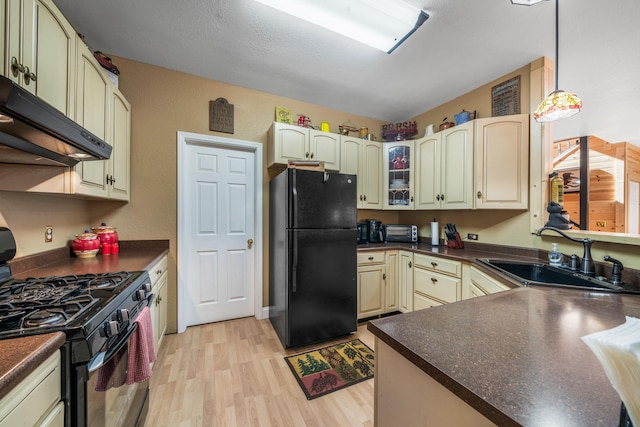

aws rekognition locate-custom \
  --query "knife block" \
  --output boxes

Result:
[446,232,465,249]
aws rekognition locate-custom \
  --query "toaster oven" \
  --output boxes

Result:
[385,224,418,243]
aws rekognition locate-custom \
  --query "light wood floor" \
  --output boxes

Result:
[144,317,375,427]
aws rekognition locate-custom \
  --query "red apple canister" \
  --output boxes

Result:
[91,222,119,255]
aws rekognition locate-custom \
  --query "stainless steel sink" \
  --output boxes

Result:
[476,258,625,292]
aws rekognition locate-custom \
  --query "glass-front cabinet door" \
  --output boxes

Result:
[383,141,414,209]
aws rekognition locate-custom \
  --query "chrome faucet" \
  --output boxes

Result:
[536,226,595,276]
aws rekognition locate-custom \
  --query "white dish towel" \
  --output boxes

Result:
[582,316,640,426]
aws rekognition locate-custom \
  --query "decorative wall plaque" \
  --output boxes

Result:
[491,75,521,117]
[275,106,292,124]
[209,98,234,133]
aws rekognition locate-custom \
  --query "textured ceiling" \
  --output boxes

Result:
[52,0,640,145]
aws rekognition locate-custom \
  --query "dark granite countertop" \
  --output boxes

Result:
[7,240,169,278]
[368,287,640,426]
[0,332,66,401]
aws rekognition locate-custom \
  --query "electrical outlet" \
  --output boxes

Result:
[45,226,53,243]
[596,221,606,227]
[467,233,478,240]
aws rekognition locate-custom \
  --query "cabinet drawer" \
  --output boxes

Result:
[413,292,443,311]
[149,255,168,288]
[414,253,461,277]
[414,267,460,304]
[0,351,61,427]
[357,251,385,265]
[470,267,511,295]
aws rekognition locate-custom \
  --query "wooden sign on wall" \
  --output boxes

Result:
[491,75,521,117]
[209,98,234,133]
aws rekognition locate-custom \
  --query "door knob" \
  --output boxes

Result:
[247,238,254,248]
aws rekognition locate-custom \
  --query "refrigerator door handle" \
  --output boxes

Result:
[291,169,297,228]
[292,232,298,293]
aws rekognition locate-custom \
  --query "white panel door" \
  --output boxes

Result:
[184,144,255,326]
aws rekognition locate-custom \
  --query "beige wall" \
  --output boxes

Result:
[1,58,639,335]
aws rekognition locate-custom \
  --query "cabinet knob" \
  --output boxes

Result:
[436,194,441,201]
[310,152,314,159]
[363,195,367,201]
[430,278,438,283]
[408,261,412,268]
[156,269,162,276]
[477,191,482,199]
[305,152,310,158]
[368,256,374,261]
[431,262,438,267]
[10,57,24,77]
[383,273,386,280]
[359,195,363,201]
[440,193,445,200]
[410,196,414,202]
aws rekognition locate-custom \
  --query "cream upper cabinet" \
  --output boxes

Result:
[72,41,130,200]
[268,123,340,170]
[415,121,474,210]
[4,0,76,116]
[309,129,340,170]
[340,136,383,209]
[72,41,111,197]
[383,141,415,209]
[474,114,529,209]
[1,0,6,76]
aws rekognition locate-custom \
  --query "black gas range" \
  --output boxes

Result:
[0,227,153,427]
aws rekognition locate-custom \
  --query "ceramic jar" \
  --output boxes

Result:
[91,222,119,254]
[72,231,101,258]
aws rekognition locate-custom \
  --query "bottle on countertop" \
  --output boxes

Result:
[550,172,564,205]
[548,243,563,266]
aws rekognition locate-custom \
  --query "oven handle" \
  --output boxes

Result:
[87,322,139,373]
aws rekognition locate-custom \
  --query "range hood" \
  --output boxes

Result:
[0,75,112,167]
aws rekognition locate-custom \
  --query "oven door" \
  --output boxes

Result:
[84,321,149,427]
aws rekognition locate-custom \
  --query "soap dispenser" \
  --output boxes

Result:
[548,243,563,266]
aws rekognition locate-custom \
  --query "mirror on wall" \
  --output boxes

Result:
[552,136,640,234]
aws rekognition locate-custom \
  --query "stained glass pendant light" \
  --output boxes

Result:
[533,0,582,122]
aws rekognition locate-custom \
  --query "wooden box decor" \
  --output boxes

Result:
[209,98,234,134]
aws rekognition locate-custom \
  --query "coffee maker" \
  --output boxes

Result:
[364,219,385,243]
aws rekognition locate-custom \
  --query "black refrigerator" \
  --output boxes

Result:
[269,168,357,348]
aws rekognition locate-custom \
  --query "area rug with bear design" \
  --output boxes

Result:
[284,339,374,400]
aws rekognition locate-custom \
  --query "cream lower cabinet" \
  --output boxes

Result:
[474,114,529,209]
[384,251,398,313]
[267,122,340,170]
[398,250,414,313]
[357,251,399,319]
[413,253,462,310]
[415,121,474,210]
[149,254,169,354]
[357,252,386,319]
[463,265,512,299]
[0,351,63,427]
[340,136,383,209]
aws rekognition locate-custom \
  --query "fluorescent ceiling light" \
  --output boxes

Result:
[511,0,549,5]
[255,0,428,54]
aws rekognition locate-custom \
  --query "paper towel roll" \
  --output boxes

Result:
[431,221,439,246]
